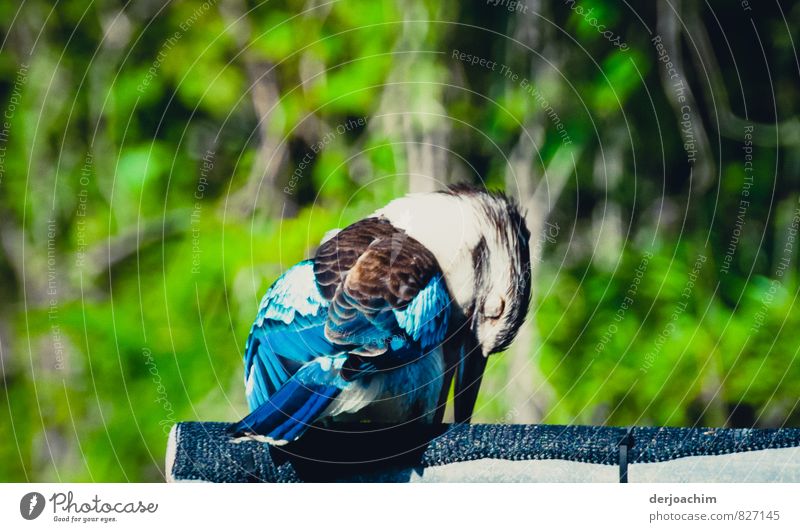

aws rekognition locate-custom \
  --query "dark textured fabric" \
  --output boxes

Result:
[168,422,800,483]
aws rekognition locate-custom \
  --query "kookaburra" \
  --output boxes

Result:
[227,184,532,444]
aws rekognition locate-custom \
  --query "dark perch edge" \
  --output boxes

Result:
[166,422,800,482]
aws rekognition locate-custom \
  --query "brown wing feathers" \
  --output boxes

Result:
[313,218,396,300]
[313,217,441,353]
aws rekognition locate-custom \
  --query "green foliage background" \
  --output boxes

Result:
[1,0,799,481]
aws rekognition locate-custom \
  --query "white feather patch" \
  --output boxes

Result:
[245,366,256,397]
[323,377,382,417]
[375,194,483,310]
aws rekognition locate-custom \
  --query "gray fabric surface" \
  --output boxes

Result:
[166,422,800,482]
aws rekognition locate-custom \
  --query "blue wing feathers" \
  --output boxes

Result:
[228,358,344,442]
[272,385,339,442]
[256,260,327,325]
[327,276,450,355]
[244,261,334,408]
[393,275,450,348]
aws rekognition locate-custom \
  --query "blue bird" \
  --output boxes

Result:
[227,185,532,445]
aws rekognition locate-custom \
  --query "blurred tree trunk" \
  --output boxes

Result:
[494,0,580,424]
[221,0,288,217]
[657,1,726,425]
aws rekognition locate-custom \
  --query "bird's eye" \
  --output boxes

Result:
[483,296,505,320]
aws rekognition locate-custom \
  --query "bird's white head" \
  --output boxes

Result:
[376,184,532,357]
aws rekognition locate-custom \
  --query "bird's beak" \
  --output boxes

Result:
[453,329,487,424]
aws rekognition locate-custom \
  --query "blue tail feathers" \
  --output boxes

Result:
[228,358,345,444]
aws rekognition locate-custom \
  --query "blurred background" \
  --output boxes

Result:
[1,0,800,481]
